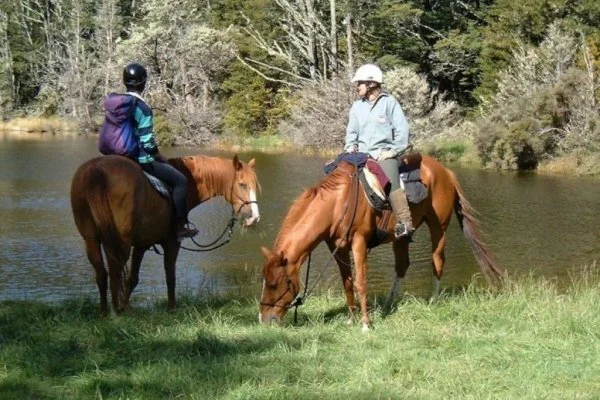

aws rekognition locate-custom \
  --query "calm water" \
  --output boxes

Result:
[1,133,599,305]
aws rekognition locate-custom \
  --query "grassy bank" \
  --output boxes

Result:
[3,116,599,175]
[1,271,600,399]
[0,117,80,134]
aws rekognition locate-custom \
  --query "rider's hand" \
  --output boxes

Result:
[377,150,397,161]
[346,145,358,153]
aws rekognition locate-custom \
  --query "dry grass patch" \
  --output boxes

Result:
[0,117,80,134]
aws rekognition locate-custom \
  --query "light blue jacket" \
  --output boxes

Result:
[344,92,410,160]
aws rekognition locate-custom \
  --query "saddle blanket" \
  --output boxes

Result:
[143,172,170,198]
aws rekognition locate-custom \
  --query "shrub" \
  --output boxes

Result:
[474,22,600,170]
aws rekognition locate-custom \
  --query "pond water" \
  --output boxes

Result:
[1,133,599,305]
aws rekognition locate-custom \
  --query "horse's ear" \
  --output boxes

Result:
[248,158,256,168]
[280,251,288,267]
[261,246,272,259]
[233,154,242,171]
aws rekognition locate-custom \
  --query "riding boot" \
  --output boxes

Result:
[176,217,198,242]
[388,189,414,240]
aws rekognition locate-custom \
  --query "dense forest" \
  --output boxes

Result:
[1,0,599,172]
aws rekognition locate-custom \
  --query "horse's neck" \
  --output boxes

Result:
[180,157,234,207]
[275,194,333,264]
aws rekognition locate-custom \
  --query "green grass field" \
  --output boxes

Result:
[1,270,599,399]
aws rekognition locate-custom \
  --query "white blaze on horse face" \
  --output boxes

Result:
[246,188,260,226]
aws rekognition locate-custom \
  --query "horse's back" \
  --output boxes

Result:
[72,156,142,206]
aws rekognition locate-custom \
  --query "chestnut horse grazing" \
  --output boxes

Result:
[71,154,260,315]
[260,156,503,331]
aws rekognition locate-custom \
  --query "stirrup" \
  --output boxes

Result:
[176,221,199,241]
[394,222,414,241]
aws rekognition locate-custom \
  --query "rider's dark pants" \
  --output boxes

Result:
[140,160,189,219]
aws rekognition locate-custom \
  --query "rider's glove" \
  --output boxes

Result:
[377,149,397,161]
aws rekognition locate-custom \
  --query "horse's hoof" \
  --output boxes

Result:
[361,323,370,334]
[346,317,354,326]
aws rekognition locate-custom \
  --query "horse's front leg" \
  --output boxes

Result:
[351,236,370,332]
[326,240,355,326]
[386,238,410,308]
[163,240,181,310]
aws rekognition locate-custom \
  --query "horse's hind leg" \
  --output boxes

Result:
[428,221,447,298]
[326,240,355,325]
[106,246,132,314]
[84,237,108,315]
[128,247,145,297]
[386,238,410,308]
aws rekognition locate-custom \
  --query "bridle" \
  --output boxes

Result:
[180,199,257,252]
[180,169,259,252]
[259,263,300,311]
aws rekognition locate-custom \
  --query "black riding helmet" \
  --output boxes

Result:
[123,62,147,90]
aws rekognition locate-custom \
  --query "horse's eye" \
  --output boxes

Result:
[239,183,248,189]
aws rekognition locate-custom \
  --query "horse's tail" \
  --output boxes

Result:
[451,173,505,285]
[86,163,130,304]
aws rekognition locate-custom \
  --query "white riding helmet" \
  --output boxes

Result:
[351,64,383,84]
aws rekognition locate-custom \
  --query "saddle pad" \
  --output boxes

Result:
[360,160,390,210]
[143,172,170,198]
[359,171,390,211]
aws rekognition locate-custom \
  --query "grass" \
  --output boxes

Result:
[212,134,295,154]
[538,153,600,176]
[1,270,600,399]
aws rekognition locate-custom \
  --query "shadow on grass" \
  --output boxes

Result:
[0,296,305,399]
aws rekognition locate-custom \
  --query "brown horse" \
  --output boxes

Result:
[259,155,503,331]
[71,154,260,315]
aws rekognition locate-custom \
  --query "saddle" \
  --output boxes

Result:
[324,152,428,211]
[143,172,170,198]
[361,153,427,212]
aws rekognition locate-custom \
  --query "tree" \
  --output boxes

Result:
[0,9,14,115]
[118,0,236,142]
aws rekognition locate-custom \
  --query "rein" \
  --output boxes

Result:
[154,165,258,253]
[182,165,258,252]
[180,200,257,252]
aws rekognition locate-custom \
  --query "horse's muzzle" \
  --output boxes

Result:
[245,215,260,227]
[259,312,281,325]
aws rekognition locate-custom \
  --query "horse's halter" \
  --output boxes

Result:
[259,260,300,311]
[229,168,259,219]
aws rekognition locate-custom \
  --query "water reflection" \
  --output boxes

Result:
[0,135,599,305]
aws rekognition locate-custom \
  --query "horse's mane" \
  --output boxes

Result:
[274,163,353,248]
[170,155,243,198]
